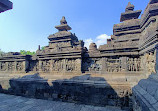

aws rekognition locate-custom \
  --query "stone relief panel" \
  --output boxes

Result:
[0,62,7,71]
[16,62,24,71]
[8,62,15,71]
[52,59,64,71]
[82,58,102,72]
[140,51,156,74]
[40,60,51,72]
[127,58,141,72]
[51,59,81,72]
[0,61,25,72]
[106,59,121,72]
[65,59,79,72]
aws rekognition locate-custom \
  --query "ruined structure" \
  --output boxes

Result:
[1,0,158,110]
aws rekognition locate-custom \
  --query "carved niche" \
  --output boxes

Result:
[0,62,7,71]
[8,62,15,71]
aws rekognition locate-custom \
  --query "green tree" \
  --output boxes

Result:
[41,46,45,50]
[20,50,36,55]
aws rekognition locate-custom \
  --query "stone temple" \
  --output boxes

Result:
[1,0,158,110]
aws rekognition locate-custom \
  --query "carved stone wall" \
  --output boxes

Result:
[0,61,27,72]
[127,58,141,72]
[140,51,156,74]
[82,58,102,72]
[29,58,82,73]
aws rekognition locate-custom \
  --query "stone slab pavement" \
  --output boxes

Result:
[0,93,125,111]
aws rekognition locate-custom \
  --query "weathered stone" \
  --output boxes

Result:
[1,0,158,110]
[8,74,131,108]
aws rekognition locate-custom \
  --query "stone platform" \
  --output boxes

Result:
[132,74,158,111]
[7,73,131,109]
[0,93,125,111]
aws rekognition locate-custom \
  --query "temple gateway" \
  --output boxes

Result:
[1,0,158,110]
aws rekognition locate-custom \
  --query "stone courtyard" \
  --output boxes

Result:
[0,93,124,111]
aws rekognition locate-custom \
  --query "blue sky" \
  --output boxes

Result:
[0,0,149,52]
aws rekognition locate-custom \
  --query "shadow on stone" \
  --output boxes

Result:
[132,73,158,111]
[0,73,131,110]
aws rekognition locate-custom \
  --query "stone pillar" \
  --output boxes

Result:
[39,60,42,72]
[76,58,81,72]
[121,57,128,72]
[14,61,17,72]
[0,62,1,71]
[6,62,8,71]
[22,61,26,72]
[63,59,66,72]
[101,58,108,74]
[50,59,53,72]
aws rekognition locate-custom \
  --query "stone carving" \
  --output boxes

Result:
[0,62,7,71]
[106,59,121,72]
[127,58,141,72]
[0,1,158,76]
[52,59,64,71]
[51,59,80,72]
[82,58,102,72]
[146,52,156,73]
[16,62,23,71]
[40,60,50,72]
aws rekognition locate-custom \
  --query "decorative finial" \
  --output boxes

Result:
[38,45,40,50]
[125,2,134,12]
[60,16,67,25]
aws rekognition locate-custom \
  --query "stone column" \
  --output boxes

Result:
[50,59,53,72]
[121,57,128,72]
[76,58,81,72]
[0,62,1,71]
[14,61,17,72]
[6,62,8,71]
[63,59,66,72]
[101,58,108,74]
[22,61,26,72]
[39,60,42,72]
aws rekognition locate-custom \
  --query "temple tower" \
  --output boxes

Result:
[120,2,142,22]
[35,16,84,74]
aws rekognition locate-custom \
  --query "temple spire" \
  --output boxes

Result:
[125,2,134,12]
[120,2,142,22]
[60,16,67,25]
[55,16,72,31]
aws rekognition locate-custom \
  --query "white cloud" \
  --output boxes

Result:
[84,38,93,49]
[96,34,111,47]
[84,34,111,49]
